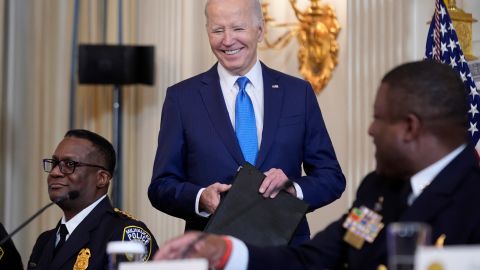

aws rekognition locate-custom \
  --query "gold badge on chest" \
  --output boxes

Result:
[73,248,91,270]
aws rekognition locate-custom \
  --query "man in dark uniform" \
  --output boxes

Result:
[153,60,480,270]
[28,129,158,270]
[0,222,23,270]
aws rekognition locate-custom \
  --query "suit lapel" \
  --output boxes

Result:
[50,197,112,270]
[256,63,283,168]
[401,146,476,223]
[199,64,244,165]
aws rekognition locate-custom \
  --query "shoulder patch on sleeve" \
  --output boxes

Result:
[114,208,139,221]
[122,225,153,261]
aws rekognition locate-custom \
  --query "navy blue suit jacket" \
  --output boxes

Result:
[248,145,480,269]
[148,62,345,244]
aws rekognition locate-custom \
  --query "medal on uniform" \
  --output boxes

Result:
[342,205,384,249]
[73,248,91,270]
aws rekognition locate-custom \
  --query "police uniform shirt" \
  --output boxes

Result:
[28,196,159,270]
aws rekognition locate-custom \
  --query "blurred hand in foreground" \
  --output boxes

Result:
[154,231,227,268]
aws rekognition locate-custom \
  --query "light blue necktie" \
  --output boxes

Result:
[235,76,258,164]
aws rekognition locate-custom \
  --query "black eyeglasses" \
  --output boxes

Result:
[42,158,108,175]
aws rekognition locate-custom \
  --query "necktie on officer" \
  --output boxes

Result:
[235,76,258,165]
[54,224,68,255]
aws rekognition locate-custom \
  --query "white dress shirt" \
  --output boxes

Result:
[56,194,106,245]
[408,144,466,204]
[217,59,265,144]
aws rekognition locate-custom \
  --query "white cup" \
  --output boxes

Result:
[107,241,146,270]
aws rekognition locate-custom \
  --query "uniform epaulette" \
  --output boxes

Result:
[113,208,139,221]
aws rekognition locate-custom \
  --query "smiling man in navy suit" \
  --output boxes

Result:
[148,0,345,245]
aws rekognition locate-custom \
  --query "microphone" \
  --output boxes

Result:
[0,191,79,245]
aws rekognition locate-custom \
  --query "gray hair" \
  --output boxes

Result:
[205,0,264,26]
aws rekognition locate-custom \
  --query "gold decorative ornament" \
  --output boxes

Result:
[261,0,340,94]
[444,0,478,60]
[292,0,340,94]
[74,248,91,270]
[260,2,298,50]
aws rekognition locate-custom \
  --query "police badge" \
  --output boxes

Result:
[73,248,91,270]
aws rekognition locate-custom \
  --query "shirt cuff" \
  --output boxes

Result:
[195,188,211,218]
[292,182,304,200]
[224,237,249,270]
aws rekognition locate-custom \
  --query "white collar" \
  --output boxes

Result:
[410,144,466,198]
[60,194,107,236]
[217,59,262,92]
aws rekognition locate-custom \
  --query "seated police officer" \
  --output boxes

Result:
[28,129,158,270]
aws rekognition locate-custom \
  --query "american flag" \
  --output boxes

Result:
[425,0,480,152]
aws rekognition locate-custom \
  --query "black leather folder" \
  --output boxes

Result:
[204,163,308,246]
